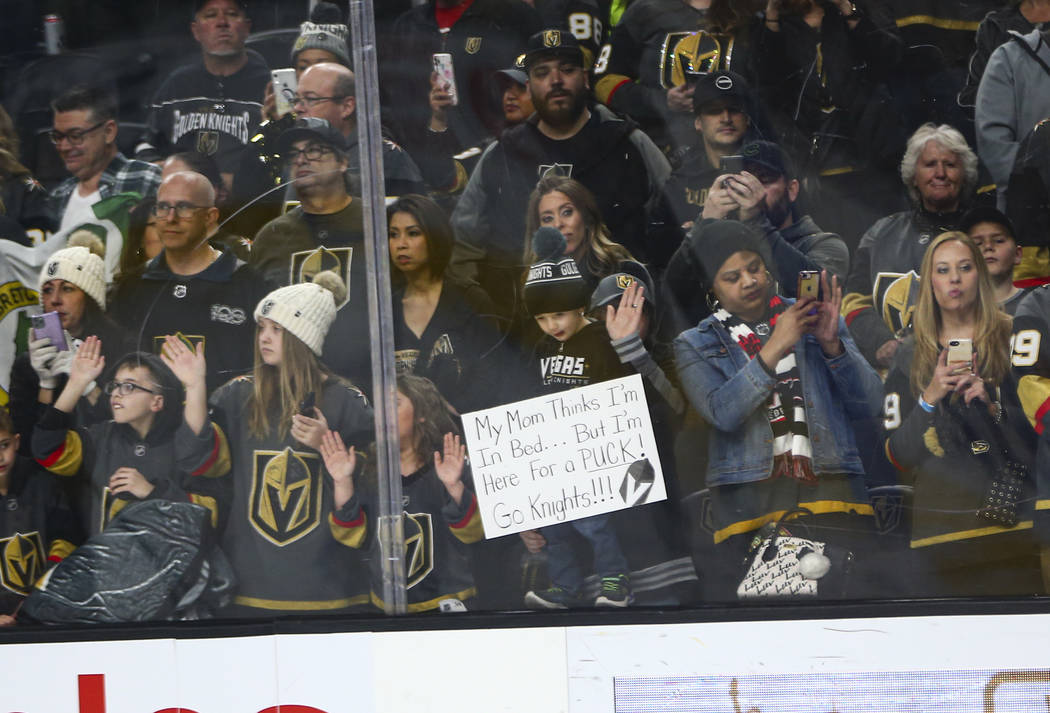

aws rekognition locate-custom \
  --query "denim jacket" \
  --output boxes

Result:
[673,303,884,486]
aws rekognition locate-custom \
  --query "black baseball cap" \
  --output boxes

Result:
[277,117,347,155]
[496,67,528,87]
[741,140,795,180]
[523,29,585,71]
[692,70,751,114]
[194,0,248,16]
[961,206,1017,239]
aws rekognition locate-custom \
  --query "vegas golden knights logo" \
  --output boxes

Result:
[153,332,205,356]
[100,487,131,531]
[615,274,635,290]
[197,130,220,156]
[873,271,921,335]
[663,31,732,88]
[250,448,322,546]
[1,532,45,595]
[290,246,352,309]
[543,30,561,48]
[403,512,434,589]
[465,37,482,54]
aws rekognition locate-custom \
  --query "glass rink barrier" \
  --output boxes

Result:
[2,0,1050,696]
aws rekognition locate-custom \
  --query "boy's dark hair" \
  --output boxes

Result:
[0,406,13,435]
[51,86,118,123]
[109,352,185,435]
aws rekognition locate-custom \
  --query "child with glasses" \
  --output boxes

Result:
[31,336,230,535]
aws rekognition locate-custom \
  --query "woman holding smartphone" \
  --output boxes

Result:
[673,220,883,600]
[883,231,1041,596]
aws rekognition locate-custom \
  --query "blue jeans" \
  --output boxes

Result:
[541,513,628,594]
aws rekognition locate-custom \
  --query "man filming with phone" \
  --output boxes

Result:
[699,140,849,293]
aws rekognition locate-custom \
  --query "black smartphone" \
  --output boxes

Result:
[720,154,744,174]
[298,391,316,416]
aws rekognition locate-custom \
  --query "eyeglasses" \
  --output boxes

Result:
[49,120,108,146]
[292,94,344,107]
[284,145,336,163]
[152,201,210,220]
[105,381,159,396]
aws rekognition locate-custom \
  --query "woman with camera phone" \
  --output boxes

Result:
[883,231,1042,596]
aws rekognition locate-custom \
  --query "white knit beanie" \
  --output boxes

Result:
[39,246,107,310]
[253,272,345,356]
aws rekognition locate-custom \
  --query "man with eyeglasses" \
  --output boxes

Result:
[49,86,161,238]
[109,171,272,394]
[250,117,372,391]
[137,0,269,198]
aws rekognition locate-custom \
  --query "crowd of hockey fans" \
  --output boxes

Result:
[2,0,1050,623]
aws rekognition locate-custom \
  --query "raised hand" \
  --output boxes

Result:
[291,406,329,449]
[812,270,844,356]
[108,467,155,499]
[701,174,742,220]
[760,298,819,367]
[605,282,645,341]
[160,335,206,389]
[434,432,467,505]
[320,430,357,509]
[923,348,967,406]
[69,335,105,387]
[726,171,766,222]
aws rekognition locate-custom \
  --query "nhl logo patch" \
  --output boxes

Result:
[615,274,634,290]
[134,445,146,457]
[173,284,187,299]
[46,261,58,277]
[543,30,561,48]
[261,299,274,316]
[465,37,482,54]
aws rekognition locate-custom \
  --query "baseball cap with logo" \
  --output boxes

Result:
[277,117,347,156]
[692,70,751,114]
[741,140,795,181]
[523,28,585,72]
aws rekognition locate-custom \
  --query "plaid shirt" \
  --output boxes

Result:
[48,152,161,224]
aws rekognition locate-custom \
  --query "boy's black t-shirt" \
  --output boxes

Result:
[533,320,631,392]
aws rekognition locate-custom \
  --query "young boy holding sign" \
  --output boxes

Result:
[521,228,633,608]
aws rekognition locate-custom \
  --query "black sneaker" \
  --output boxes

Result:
[524,585,581,609]
[594,574,633,607]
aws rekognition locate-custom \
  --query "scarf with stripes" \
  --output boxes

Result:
[714,295,816,484]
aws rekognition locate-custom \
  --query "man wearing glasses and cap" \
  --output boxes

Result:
[48,86,161,236]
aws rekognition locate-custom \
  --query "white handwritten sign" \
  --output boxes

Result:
[463,374,666,537]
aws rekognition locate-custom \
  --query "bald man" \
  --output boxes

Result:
[109,171,274,393]
[293,62,423,197]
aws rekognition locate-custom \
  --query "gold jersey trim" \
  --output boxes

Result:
[713,500,874,544]
[370,586,477,613]
[910,521,1033,548]
[233,593,370,610]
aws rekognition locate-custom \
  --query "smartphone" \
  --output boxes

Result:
[797,270,822,301]
[31,311,68,351]
[946,338,974,368]
[720,154,744,174]
[432,53,458,106]
[298,391,316,417]
[271,68,298,117]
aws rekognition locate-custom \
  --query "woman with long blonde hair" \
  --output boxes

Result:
[883,231,1040,596]
[208,271,375,617]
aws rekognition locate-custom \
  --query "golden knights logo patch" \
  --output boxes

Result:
[289,246,352,309]
[100,487,131,532]
[1,531,45,595]
[465,37,482,54]
[615,274,635,290]
[543,30,561,48]
[873,271,921,335]
[403,511,434,589]
[197,130,220,156]
[250,448,322,546]
[663,31,733,88]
